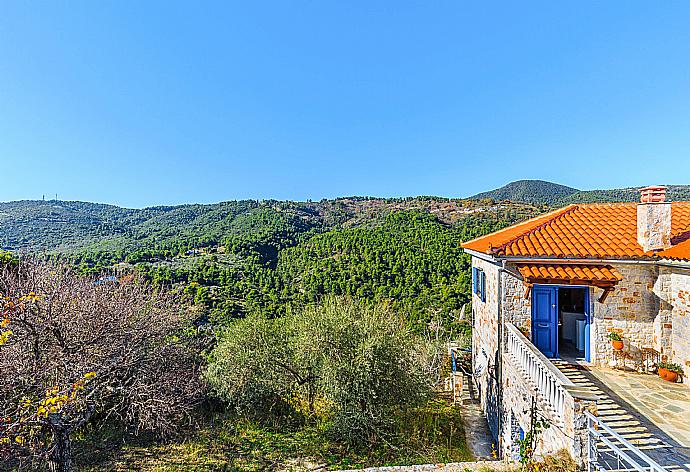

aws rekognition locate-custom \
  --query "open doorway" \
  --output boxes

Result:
[531,285,591,362]
[558,287,588,360]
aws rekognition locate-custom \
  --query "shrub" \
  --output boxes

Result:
[205,297,439,447]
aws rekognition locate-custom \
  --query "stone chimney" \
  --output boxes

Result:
[637,186,671,252]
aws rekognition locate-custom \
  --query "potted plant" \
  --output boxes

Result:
[608,332,624,350]
[657,362,683,383]
[658,363,669,379]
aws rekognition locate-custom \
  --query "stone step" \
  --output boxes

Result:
[549,360,690,469]
[596,413,634,421]
[600,420,643,428]
[606,437,667,448]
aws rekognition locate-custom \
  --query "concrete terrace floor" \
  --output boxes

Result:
[554,359,690,471]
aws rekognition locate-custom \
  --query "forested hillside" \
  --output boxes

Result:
[0,197,541,327]
[471,179,578,205]
[561,185,690,204]
[7,180,688,328]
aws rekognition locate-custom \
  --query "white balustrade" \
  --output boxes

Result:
[505,322,576,421]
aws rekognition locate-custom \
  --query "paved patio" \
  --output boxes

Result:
[554,359,690,471]
[588,365,690,449]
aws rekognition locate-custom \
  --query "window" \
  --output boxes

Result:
[472,266,486,302]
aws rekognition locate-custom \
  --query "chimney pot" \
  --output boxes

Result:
[637,186,671,252]
[639,185,667,203]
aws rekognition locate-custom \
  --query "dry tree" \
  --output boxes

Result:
[0,257,204,472]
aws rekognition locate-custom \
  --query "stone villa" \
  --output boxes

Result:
[461,186,690,470]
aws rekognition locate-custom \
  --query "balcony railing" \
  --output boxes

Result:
[586,411,668,472]
[505,322,577,422]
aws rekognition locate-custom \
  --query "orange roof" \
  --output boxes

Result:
[657,238,690,261]
[516,264,623,285]
[462,202,690,261]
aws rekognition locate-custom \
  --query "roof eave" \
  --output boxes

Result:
[462,248,500,263]
[494,255,659,264]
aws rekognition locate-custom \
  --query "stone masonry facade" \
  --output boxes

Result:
[655,266,690,379]
[501,352,595,464]
[591,264,660,366]
[490,260,689,374]
[471,256,501,441]
[471,255,690,463]
[472,256,597,463]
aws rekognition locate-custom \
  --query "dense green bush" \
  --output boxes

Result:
[205,297,439,447]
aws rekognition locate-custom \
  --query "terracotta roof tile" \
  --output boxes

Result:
[462,202,690,261]
[657,239,690,261]
[517,263,623,283]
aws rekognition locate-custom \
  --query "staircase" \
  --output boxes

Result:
[552,360,690,472]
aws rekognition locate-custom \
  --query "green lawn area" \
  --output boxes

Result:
[76,398,473,471]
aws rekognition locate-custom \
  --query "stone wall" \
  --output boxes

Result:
[471,257,598,463]
[591,263,660,366]
[655,266,690,378]
[501,336,596,465]
[336,461,513,472]
[471,256,502,441]
[501,355,570,457]
[470,256,686,465]
[501,267,531,329]
[486,261,678,369]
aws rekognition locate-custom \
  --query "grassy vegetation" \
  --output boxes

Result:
[75,398,472,471]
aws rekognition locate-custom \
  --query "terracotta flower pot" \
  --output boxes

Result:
[658,367,669,379]
[611,340,624,350]
[663,371,678,383]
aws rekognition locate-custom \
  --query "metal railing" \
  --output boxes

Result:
[586,411,668,472]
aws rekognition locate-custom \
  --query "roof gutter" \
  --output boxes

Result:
[496,257,506,451]
[462,248,499,263]
[463,248,690,269]
[462,248,660,266]
[656,259,690,270]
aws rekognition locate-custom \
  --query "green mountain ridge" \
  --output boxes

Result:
[470,180,690,206]
[471,179,578,205]
[2,181,687,325]
[3,181,690,253]
[0,196,537,252]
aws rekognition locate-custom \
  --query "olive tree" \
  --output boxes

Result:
[0,258,203,472]
[206,297,439,446]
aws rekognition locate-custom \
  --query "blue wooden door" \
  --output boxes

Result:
[532,285,558,358]
[583,287,591,362]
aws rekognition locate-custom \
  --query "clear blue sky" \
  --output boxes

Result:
[1,2,689,208]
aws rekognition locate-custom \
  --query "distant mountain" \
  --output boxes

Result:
[0,197,540,253]
[561,185,690,204]
[471,180,690,206]
[470,180,578,205]
[0,197,543,327]
[7,183,690,325]
[4,181,689,254]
